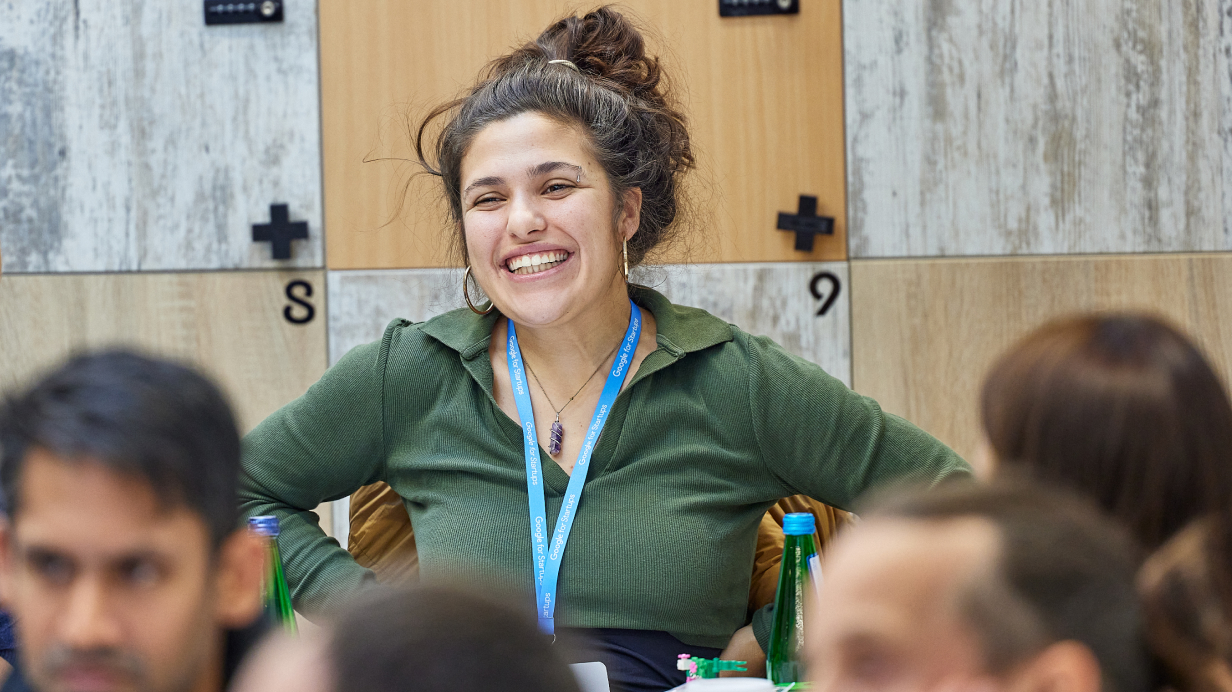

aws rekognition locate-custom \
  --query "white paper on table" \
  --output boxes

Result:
[570,662,610,692]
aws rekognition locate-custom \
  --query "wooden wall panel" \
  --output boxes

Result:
[320,0,846,269]
[328,263,851,384]
[845,0,1232,258]
[0,270,335,535]
[850,254,1232,472]
[0,1,323,273]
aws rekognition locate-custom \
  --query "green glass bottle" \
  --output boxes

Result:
[766,512,818,684]
[249,515,298,634]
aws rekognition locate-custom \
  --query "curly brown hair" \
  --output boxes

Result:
[415,6,695,267]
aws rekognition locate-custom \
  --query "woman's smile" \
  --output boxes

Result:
[505,249,572,276]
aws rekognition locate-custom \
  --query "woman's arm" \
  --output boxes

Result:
[744,333,971,509]
[239,323,402,616]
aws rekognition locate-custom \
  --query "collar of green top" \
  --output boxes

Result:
[418,285,735,361]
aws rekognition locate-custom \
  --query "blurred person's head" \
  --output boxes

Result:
[806,481,1147,692]
[980,313,1232,550]
[1139,517,1232,692]
[0,351,265,692]
[233,585,581,692]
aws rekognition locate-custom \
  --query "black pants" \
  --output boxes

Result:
[558,628,725,692]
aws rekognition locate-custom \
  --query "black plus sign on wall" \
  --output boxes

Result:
[777,195,835,252]
[252,204,308,260]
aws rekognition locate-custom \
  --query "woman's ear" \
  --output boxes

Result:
[214,528,268,629]
[619,188,643,241]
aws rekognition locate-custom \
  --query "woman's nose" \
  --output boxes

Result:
[506,193,546,238]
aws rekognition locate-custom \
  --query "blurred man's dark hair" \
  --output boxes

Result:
[331,586,581,692]
[867,481,1150,692]
[0,350,241,545]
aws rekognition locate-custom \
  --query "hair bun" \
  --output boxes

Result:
[415,4,694,269]
[534,6,665,103]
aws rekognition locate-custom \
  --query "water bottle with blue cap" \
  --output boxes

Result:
[766,512,819,684]
[249,515,298,633]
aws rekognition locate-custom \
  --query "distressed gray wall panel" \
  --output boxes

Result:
[328,263,851,386]
[0,1,322,272]
[845,0,1231,257]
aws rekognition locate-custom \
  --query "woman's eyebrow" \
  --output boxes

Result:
[527,161,583,181]
[463,176,504,197]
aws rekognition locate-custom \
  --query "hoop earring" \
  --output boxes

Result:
[622,239,629,282]
[463,266,494,315]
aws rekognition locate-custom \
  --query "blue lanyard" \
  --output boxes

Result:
[506,299,642,635]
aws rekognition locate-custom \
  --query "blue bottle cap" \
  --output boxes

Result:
[782,512,815,536]
[249,515,280,537]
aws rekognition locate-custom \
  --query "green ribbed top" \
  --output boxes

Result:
[238,287,970,648]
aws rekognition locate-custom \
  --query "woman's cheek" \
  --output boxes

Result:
[462,214,502,263]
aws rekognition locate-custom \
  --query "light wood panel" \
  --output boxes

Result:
[0,1,323,272]
[844,0,1232,257]
[320,0,846,269]
[0,270,335,535]
[328,263,851,384]
[850,254,1232,472]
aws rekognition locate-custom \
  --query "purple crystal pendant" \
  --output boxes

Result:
[549,418,564,455]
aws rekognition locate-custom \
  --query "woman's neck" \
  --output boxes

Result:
[508,285,633,380]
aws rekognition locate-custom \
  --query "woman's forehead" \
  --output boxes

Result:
[461,113,592,181]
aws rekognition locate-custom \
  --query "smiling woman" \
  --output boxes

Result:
[238,7,970,692]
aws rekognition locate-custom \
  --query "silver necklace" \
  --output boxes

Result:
[524,342,622,456]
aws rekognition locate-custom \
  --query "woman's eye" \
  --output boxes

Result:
[544,183,574,194]
[474,195,501,206]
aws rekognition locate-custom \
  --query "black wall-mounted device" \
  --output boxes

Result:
[719,0,799,17]
[204,1,283,25]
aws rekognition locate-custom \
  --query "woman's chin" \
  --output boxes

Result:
[498,298,575,329]
[488,266,625,329]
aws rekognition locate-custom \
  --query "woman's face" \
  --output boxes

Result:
[459,111,640,328]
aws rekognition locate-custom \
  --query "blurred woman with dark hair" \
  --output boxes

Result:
[1139,515,1232,692]
[980,314,1232,550]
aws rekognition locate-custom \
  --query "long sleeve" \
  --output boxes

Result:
[744,333,971,509]
[238,322,402,615]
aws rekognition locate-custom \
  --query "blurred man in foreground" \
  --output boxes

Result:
[233,585,582,692]
[807,481,1148,692]
[0,351,267,692]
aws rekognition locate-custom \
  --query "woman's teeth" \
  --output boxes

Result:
[507,251,568,275]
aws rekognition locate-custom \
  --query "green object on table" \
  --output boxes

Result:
[249,515,298,634]
[677,655,748,680]
[766,513,818,684]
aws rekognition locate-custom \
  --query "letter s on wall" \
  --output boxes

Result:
[284,280,315,325]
